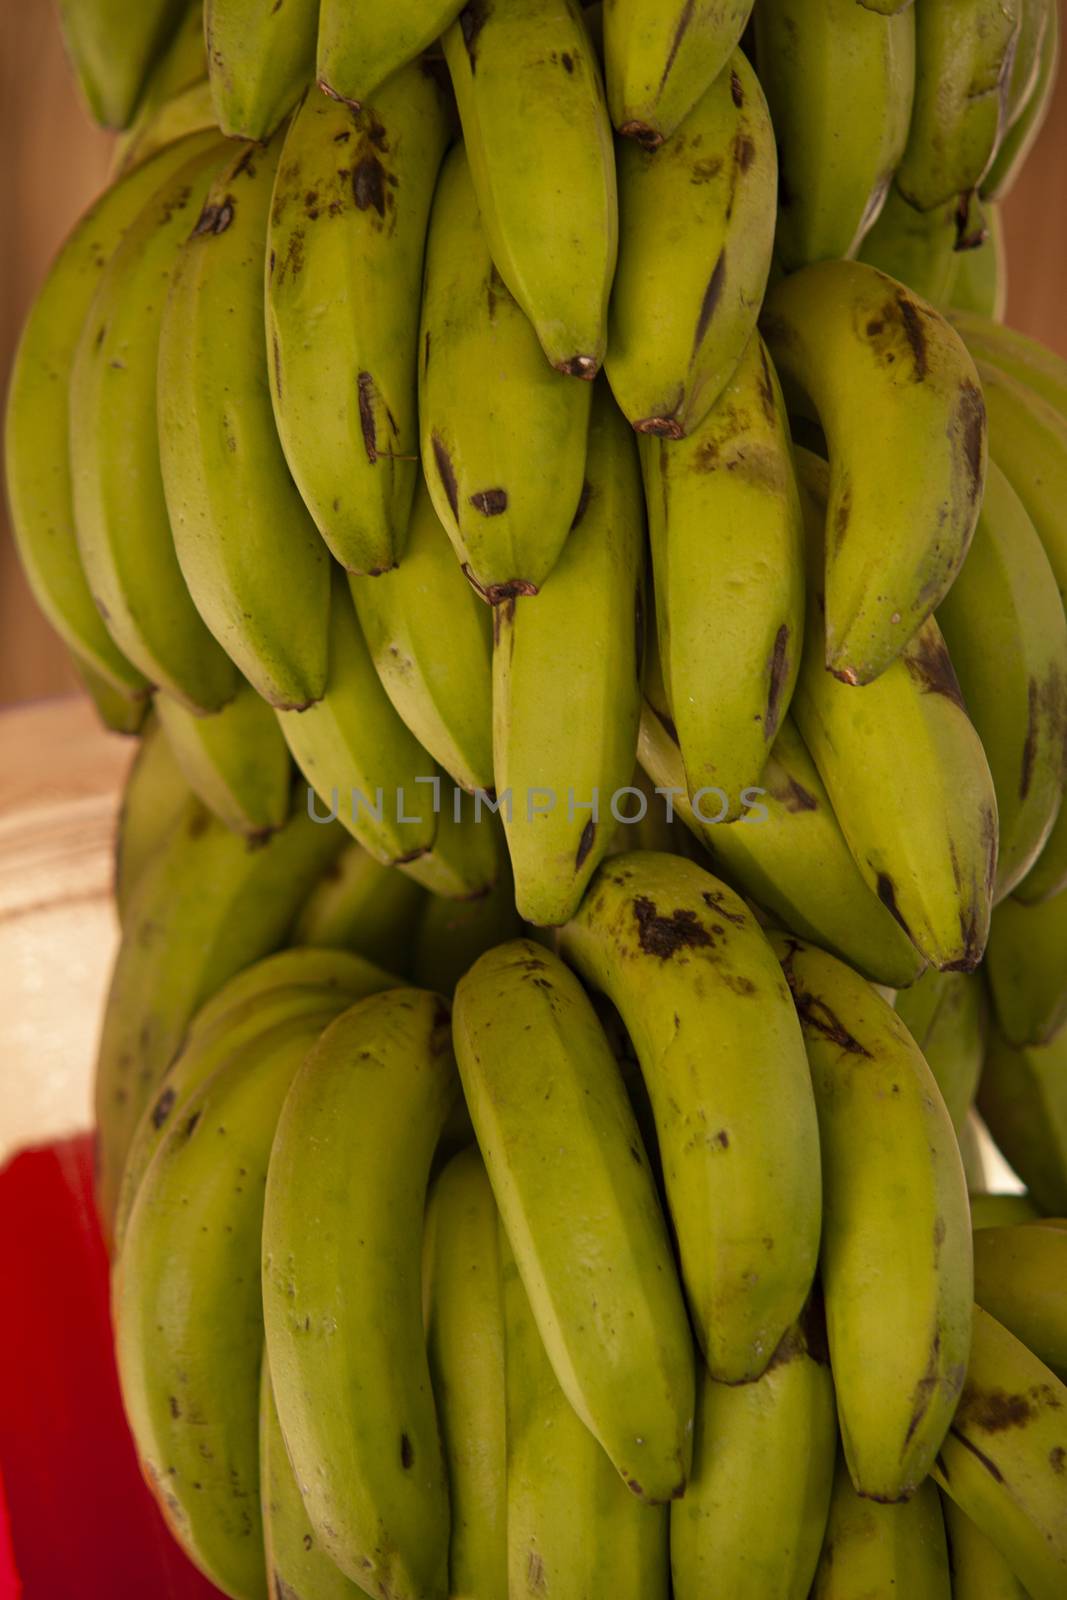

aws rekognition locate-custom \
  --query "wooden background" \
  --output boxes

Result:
[1,1,1066,708]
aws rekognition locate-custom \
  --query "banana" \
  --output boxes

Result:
[419,143,593,601]
[423,1147,507,1600]
[859,184,970,306]
[999,0,1055,129]
[411,858,523,994]
[316,0,466,111]
[110,0,208,173]
[935,458,1067,899]
[932,1305,1067,1600]
[974,362,1067,615]
[973,1224,1067,1378]
[267,73,451,578]
[453,940,695,1501]
[950,309,1067,415]
[895,0,1021,213]
[3,130,228,701]
[971,1193,1041,1229]
[983,0,1059,199]
[603,0,752,147]
[183,945,401,1042]
[946,202,1008,321]
[262,990,457,1598]
[261,1357,362,1599]
[205,0,317,139]
[113,79,217,179]
[94,795,345,1235]
[941,1493,1031,1600]
[1016,802,1067,905]
[114,1009,331,1597]
[754,0,915,269]
[442,0,616,376]
[350,478,494,794]
[157,132,331,709]
[606,48,776,438]
[56,0,188,127]
[71,651,150,736]
[292,841,426,970]
[761,262,987,684]
[894,969,986,1133]
[774,935,972,1499]
[493,383,644,925]
[792,448,997,970]
[155,680,292,839]
[641,331,803,812]
[670,1303,836,1600]
[396,789,502,900]
[977,1024,1067,1216]
[559,851,821,1382]
[985,888,1067,1045]
[114,709,191,920]
[502,1227,669,1600]
[812,1456,951,1598]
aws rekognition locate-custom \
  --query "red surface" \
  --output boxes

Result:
[0,1135,224,1599]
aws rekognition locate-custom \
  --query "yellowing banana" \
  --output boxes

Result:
[205,0,317,139]
[985,887,1067,1045]
[603,0,752,148]
[606,49,776,438]
[941,1493,1031,1600]
[894,968,986,1133]
[155,679,292,839]
[114,710,190,921]
[316,0,466,112]
[56,0,188,127]
[972,1223,1067,1379]
[762,262,986,684]
[291,840,426,971]
[978,1024,1067,1215]
[812,1456,951,1599]
[267,72,451,576]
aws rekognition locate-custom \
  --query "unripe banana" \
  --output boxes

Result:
[941,1493,1031,1600]
[493,383,644,925]
[946,201,1008,321]
[894,968,986,1133]
[110,0,208,173]
[761,262,987,684]
[72,651,151,736]
[641,331,803,813]
[559,851,821,1382]
[263,991,458,1598]
[423,1147,507,1600]
[158,132,331,709]
[186,945,401,1042]
[453,940,695,1501]
[978,1024,1067,1215]
[606,49,776,438]
[983,0,1059,199]
[316,0,466,112]
[443,0,616,376]
[1017,801,1067,906]
[971,1193,1041,1229]
[205,0,317,139]
[114,79,217,178]
[291,841,426,971]
[603,0,753,148]
[754,0,915,269]
[950,308,1067,416]
[932,1305,1067,1600]
[267,72,451,576]
[419,143,592,601]
[411,859,523,994]
[812,1456,951,1598]
[56,0,188,127]
[670,1305,837,1600]
[985,888,1067,1045]
[859,184,970,307]
[502,1228,669,1600]
[774,935,972,1500]
[114,712,191,921]
[972,1224,1067,1379]
[351,478,494,795]
[895,0,1021,212]
[155,680,292,838]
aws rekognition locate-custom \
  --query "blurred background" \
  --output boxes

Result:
[1,0,1066,707]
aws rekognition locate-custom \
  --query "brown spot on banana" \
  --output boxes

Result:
[575,820,597,870]
[432,433,460,520]
[896,294,928,380]
[659,0,697,94]
[357,372,377,463]
[1021,678,1040,799]
[904,632,967,712]
[192,197,234,236]
[469,488,508,516]
[954,380,986,504]
[903,1331,942,1449]
[632,896,713,957]
[876,873,912,938]
[765,625,791,741]
[694,249,727,352]
[460,1,491,71]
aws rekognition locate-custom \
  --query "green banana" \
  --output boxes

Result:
[411,860,523,994]
[936,458,1067,900]
[493,383,644,925]
[1016,799,1067,905]
[606,48,776,437]
[267,73,451,578]
[72,653,150,737]
[974,362,1067,610]
[395,790,502,901]
[559,851,822,1382]
[895,0,1021,212]
[971,1192,1042,1229]
[182,945,401,1043]
[603,0,753,148]
[205,0,317,138]
[157,132,331,709]
[774,935,972,1500]
[973,1224,1067,1378]
[932,1305,1067,1600]
[56,0,188,127]
[985,888,1067,1045]
[761,262,987,684]
[670,1304,836,1600]
[262,990,458,1598]
[453,940,695,1501]
[894,968,986,1133]
[114,1009,331,1597]
[419,142,593,601]
[114,710,191,920]
[94,795,345,1235]
[941,1493,1031,1600]
[3,131,228,700]
[351,479,494,794]
[946,202,1008,321]
[859,184,972,306]
[641,331,803,812]
[443,0,616,376]
[754,0,915,269]
[977,1024,1067,1216]
[114,79,217,178]
[812,1456,951,1598]
[950,309,1067,415]
[316,0,466,111]
[291,842,426,971]
[502,1228,669,1600]
[110,0,209,173]
[155,680,292,838]
[983,0,1059,199]
[423,1147,507,1600]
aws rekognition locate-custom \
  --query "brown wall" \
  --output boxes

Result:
[1,3,1065,708]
